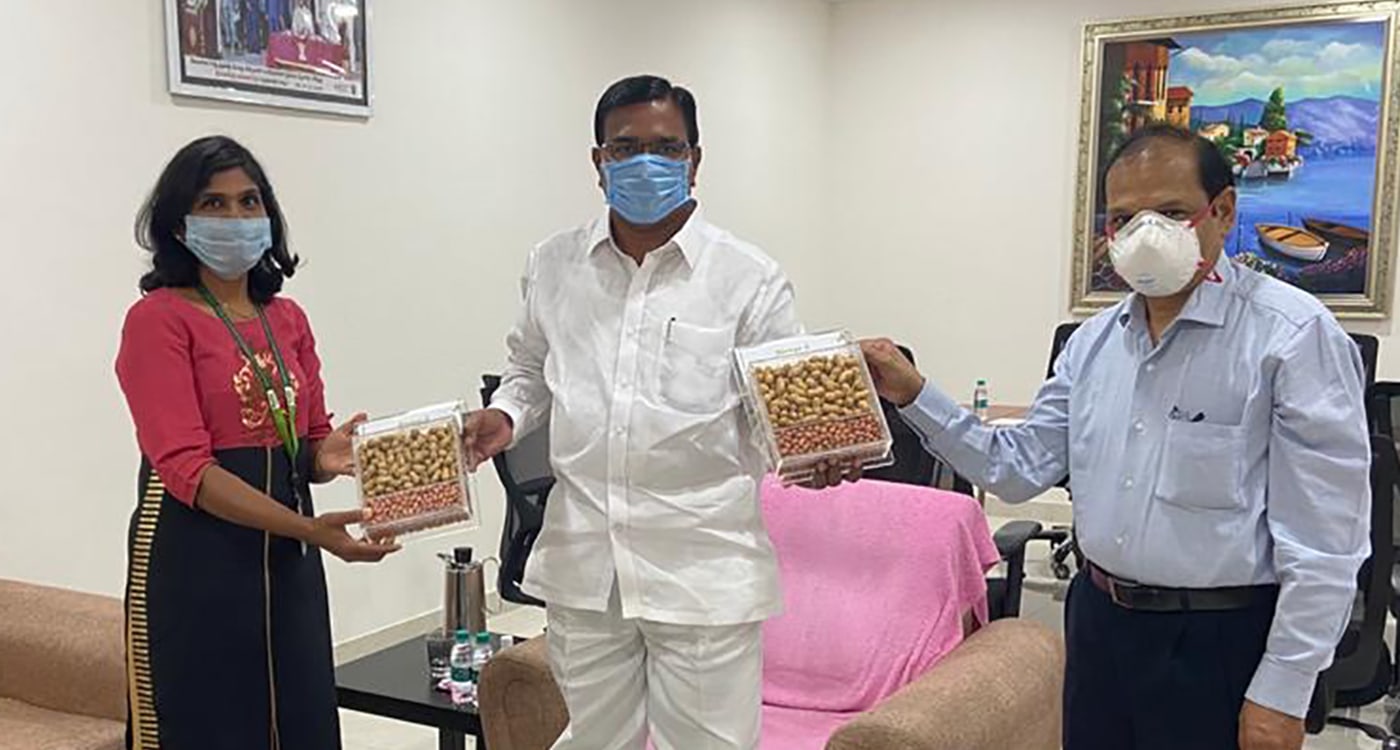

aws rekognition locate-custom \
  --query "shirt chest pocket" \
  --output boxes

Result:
[654,321,737,414]
[1153,420,1247,512]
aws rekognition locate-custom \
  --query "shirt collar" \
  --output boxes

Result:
[1118,253,1234,330]
[587,203,706,267]
[1177,253,1234,327]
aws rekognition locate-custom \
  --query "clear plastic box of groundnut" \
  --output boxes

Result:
[734,330,894,484]
[352,401,478,541]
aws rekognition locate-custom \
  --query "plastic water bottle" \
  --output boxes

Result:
[973,379,990,422]
[448,629,475,706]
[472,631,494,672]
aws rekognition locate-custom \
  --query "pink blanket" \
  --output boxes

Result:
[759,478,1002,749]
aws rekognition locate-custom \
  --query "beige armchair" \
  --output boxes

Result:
[479,617,1063,750]
[0,579,126,750]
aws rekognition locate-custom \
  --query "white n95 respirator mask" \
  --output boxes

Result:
[1108,210,1207,298]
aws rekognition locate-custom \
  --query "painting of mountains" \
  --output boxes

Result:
[1193,96,1379,156]
[1074,6,1400,317]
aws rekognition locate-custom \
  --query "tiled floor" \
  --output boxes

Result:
[340,532,1393,749]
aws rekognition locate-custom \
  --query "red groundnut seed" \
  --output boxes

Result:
[360,424,470,539]
[366,479,468,540]
[775,413,886,460]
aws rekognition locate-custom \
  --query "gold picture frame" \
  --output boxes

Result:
[1071,1,1400,318]
[163,0,372,117]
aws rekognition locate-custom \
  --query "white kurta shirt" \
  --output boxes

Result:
[491,207,802,626]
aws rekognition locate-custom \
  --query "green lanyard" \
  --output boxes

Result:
[197,285,301,465]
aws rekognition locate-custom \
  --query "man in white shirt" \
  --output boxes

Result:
[465,75,807,750]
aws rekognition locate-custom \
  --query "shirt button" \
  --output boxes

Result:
[1123,477,1135,489]
[614,426,625,436]
[1146,363,1156,372]
[1133,420,1146,433]
[1116,536,1125,546]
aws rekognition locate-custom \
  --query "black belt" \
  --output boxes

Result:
[1087,562,1278,612]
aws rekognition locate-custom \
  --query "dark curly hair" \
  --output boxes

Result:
[135,136,298,304]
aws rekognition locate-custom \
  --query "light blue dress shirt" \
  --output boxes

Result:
[900,256,1370,717]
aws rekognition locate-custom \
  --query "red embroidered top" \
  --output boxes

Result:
[116,289,333,505]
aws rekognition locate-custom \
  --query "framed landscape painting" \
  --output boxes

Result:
[164,0,371,117]
[1071,2,1400,318]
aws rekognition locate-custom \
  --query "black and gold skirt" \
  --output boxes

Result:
[125,445,340,750]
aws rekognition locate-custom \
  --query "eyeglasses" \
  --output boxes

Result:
[600,139,692,161]
[1105,203,1213,238]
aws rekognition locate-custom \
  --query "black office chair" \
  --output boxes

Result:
[1305,432,1398,743]
[1025,322,1082,580]
[479,375,552,608]
[1369,380,1400,439]
[865,345,938,487]
[1350,333,1379,387]
[861,346,1039,620]
[1366,381,1400,693]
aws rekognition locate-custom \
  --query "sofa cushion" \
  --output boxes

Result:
[0,697,123,750]
[0,580,125,722]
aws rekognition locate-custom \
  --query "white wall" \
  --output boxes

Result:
[0,0,830,644]
[6,0,1397,645]
[826,0,1400,405]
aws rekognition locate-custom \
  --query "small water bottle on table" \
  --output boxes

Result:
[472,631,494,674]
[448,629,476,706]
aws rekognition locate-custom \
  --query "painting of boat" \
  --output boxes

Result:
[1302,218,1370,246]
[1240,160,1268,181]
[1256,223,1329,262]
[1266,160,1296,179]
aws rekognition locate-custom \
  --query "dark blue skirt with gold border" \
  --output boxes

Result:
[124,444,340,750]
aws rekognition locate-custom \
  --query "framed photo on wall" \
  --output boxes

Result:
[163,0,371,117]
[1071,2,1400,318]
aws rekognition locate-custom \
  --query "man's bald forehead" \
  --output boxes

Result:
[1108,137,1201,186]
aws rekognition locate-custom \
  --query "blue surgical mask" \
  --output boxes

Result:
[603,154,692,225]
[182,216,273,280]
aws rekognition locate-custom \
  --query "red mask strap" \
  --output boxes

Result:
[1193,202,1222,282]
[1197,258,1223,283]
[1188,201,1215,229]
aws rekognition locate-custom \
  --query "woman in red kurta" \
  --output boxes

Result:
[116,136,399,750]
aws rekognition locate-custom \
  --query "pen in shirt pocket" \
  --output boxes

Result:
[1168,405,1205,422]
[665,316,676,342]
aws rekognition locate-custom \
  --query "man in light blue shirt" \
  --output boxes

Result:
[862,125,1369,750]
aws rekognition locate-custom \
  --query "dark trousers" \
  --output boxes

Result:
[1063,571,1276,750]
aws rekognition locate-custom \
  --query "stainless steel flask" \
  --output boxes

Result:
[441,546,488,635]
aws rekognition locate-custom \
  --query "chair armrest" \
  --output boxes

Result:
[478,636,568,750]
[993,520,1043,561]
[827,619,1064,750]
[990,520,1043,618]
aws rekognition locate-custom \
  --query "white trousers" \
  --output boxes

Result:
[545,586,763,750]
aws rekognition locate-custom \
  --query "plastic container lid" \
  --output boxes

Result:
[455,629,470,643]
[352,401,479,541]
[734,330,894,484]
[475,632,491,643]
